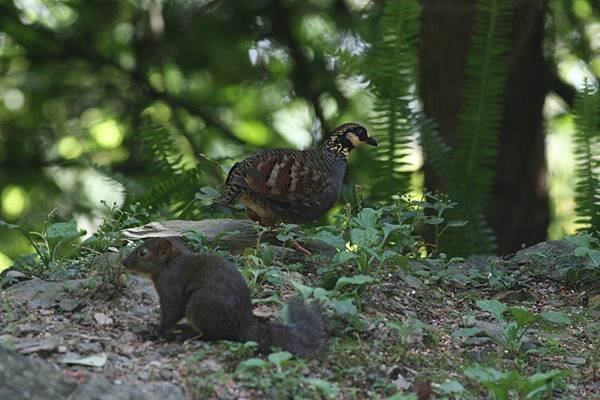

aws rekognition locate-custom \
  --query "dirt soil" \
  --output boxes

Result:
[0,239,598,399]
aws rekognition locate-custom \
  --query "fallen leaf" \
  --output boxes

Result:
[94,312,113,326]
[58,353,108,368]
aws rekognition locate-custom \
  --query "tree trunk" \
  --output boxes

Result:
[419,0,549,254]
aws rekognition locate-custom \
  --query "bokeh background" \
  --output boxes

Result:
[0,0,598,270]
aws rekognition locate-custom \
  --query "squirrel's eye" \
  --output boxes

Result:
[139,247,149,257]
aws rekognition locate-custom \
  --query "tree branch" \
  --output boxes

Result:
[0,3,245,146]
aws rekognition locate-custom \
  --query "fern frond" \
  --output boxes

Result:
[418,116,495,254]
[573,81,600,231]
[79,158,144,200]
[419,0,511,254]
[453,0,512,209]
[135,123,217,217]
[368,0,421,200]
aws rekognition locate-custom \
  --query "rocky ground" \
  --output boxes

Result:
[0,239,599,399]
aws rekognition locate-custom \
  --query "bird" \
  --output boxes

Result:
[215,122,377,227]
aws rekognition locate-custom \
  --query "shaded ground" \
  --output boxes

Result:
[0,239,599,399]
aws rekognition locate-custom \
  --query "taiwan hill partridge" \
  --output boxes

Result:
[215,123,377,226]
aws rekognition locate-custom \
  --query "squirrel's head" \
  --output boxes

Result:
[123,237,181,276]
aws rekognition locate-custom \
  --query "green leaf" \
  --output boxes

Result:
[313,231,346,251]
[290,281,315,298]
[46,220,82,241]
[303,378,340,399]
[267,351,293,368]
[350,227,380,248]
[446,220,468,227]
[437,380,465,394]
[423,217,444,225]
[540,311,572,325]
[237,358,266,371]
[588,250,600,267]
[566,234,590,248]
[510,307,538,326]
[353,208,381,229]
[333,251,357,265]
[476,299,507,321]
[464,364,502,383]
[452,327,482,337]
[382,223,402,239]
[334,275,375,291]
[330,299,358,316]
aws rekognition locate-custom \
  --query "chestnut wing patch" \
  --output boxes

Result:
[242,152,324,204]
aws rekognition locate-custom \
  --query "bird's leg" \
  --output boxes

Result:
[270,223,312,256]
[289,239,312,256]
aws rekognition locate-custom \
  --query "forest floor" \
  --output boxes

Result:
[0,235,599,399]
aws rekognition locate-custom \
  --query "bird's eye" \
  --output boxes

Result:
[139,247,149,257]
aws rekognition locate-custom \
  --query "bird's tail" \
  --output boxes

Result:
[213,184,241,206]
[247,297,327,356]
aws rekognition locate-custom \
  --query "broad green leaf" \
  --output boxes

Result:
[330,299,357,316]
[464,364,502,383]
[518,370,571,398]
[476,299,507,320]
[540,311,572,325]
[510,307,538,326]
[588,250,600,267]
[290,281,314,298]
[267,351,292,368]
[350,227,380,248]
[237,358,266,371]
[303,378,340,399]
[437,379,465,394]
[313,231,346,251]
[382,223,402,239]
[566,234,590,248]
[353,208,382,229]
[46,220,83,242]
[334,275,375,291]
[452,327,482,337]
[312,288,331,302]
[333,251,357,265]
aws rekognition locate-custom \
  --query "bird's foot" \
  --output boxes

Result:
[290,239,312,256]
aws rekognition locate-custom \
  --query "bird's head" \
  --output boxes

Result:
[322,123,377,157]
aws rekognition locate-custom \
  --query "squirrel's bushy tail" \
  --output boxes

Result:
[248,297,327,356]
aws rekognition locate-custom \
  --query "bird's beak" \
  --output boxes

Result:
[365,136,378,146]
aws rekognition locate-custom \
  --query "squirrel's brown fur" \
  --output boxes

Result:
[123,237,326,356]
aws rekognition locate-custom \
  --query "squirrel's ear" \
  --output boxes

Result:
[156,238,178,262]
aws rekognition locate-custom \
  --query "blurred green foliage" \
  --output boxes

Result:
[0,0,598,265]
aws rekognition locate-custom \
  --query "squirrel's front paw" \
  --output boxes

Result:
[136,324,162,341]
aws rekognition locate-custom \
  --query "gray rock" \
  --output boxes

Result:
[0,344,185,400]
[4,278,91,310]
[68,376,184,400]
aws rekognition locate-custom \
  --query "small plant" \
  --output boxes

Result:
[454,299,572,356]
[1,216,85,277]
[464,364,569,400]
[558,233,600,288]
[80,201,151,290]
[311,192,465,284]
